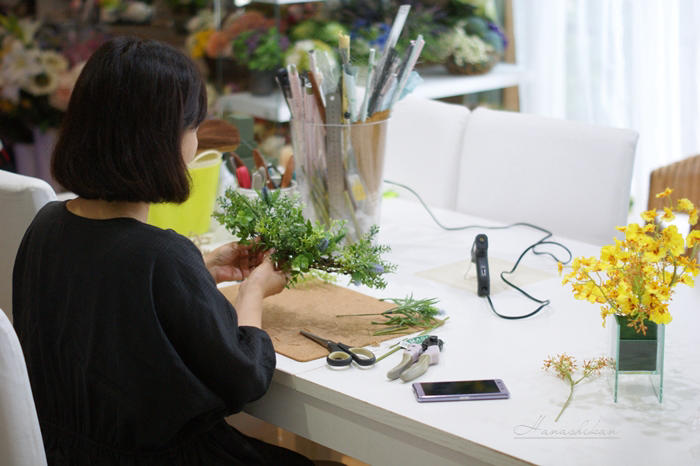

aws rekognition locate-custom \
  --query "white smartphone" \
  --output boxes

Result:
[412,379,510,402]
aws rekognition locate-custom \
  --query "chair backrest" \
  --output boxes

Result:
[455,108,639,246]
[384,96,471,210]
[0,309,47,465]
[0,170,56,321]
[648,153,700,232]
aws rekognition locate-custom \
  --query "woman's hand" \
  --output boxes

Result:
[204,241,264,284]
[235,253,289,328]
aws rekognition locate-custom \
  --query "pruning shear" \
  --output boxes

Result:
[387,335,444,382]
[300,330,376,367]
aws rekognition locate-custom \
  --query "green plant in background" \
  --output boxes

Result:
[326,0,507,67]
[543,354,614,422]
[214,188,396,288]
[396,5,450,65]
[232,27,290,71]
[337,295,444,335]
[289,19,347,46]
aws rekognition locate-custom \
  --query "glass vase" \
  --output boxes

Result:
[290,114,390,242]
[612,314,665,403]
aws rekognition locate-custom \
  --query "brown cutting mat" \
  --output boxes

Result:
[219,281,399,362]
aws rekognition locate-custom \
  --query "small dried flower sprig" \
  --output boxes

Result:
[543,353,614,422]
[560,188,699,334]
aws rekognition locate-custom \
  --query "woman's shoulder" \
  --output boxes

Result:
[33,201,203,263]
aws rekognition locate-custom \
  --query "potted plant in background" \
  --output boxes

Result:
[186,10,274,91]
[560,188,699,402]
[232,27,290,96]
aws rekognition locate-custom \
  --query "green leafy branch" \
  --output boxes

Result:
[337,295,443,335]
[214,188,396,288]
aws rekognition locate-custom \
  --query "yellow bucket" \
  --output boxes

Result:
[148,150,222,235]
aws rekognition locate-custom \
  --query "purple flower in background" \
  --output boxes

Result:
[370,23,391,49]
[350,21,390,50]
[487,22,508,48]
[246,33,261,54]
[279,34,290,52]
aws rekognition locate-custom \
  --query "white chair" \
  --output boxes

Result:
[384,96,471,210]
[0,170,56,322]
[0,309,47,465]
[456,108,638,245]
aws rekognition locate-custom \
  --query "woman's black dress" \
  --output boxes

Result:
[12,201,311,465]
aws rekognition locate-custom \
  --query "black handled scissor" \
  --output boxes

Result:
[300,330,376,367]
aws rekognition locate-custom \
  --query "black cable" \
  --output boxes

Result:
[384,179,573,320]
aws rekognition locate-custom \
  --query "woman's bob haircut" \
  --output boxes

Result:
[52,36,207,203]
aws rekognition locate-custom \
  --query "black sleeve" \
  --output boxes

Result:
[151,235,276,413]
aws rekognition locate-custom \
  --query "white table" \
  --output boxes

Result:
[236,197,700,466]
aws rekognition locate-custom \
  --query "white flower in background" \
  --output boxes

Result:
[1,41,42,91]
[40,50,69,74]
[24,67,59,96]
[121,2,153,23]
[442,28,493,66]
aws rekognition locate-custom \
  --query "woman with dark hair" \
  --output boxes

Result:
[12,37,312,465]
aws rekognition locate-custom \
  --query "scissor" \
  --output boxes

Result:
[300,330,376,367]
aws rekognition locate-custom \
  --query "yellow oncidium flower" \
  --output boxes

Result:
[655,187,673,198]
[661,207,675,222]
[600,244,619,265]
[650,305,672,325]
[560,187,696,334]
[661,225,685,257]
[684,260,700,277]
[685,230,700,248]
[679,274,695,286]
[677,198,695,212]
[641,210,657,223]
[645,280,670,303]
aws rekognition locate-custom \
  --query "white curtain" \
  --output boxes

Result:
[513,0,700,215]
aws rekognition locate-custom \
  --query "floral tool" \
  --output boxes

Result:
[386,335,443,382]
[300,330,376,367]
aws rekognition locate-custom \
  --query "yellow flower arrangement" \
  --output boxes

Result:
[561,188,699,335]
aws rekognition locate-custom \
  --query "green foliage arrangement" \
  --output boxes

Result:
[337,295,444,336]
[214,188,396,288]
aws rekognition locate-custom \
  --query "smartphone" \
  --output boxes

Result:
[412,379,510,402]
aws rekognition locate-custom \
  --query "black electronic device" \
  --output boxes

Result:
[413,379,510,402]
[471,234,490,297]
